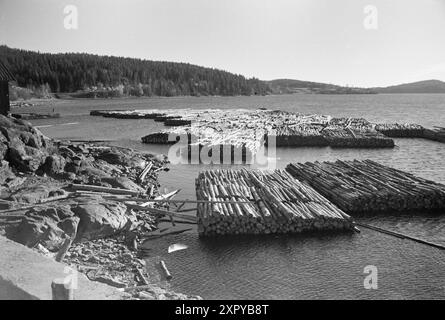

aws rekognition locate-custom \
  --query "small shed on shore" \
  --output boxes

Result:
[0,61,15,116]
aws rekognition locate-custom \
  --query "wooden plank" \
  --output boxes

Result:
[71,184,142,196]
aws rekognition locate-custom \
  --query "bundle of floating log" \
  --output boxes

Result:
[286,160,445,215]
[265,124,328,147]
[321,126,395,148]
[93,108,445,150]
[141,132,180,144]
[154,115,181,122]
[164,119,192,126]
[422,127,445,143]
[90,109,189,123]
[195,169,354,236]
[375,123,425,138]
[329,117,371,128]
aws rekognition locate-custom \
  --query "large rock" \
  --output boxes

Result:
[71,197,137,242]
[96,148,146,169]
[7,139,45,172]
[79,165,111,179]
[10,195,137,251]
[0,116,51,149]
[42,154,66,176]
[0,160,15,185]
[0,131,8,161]
[101,176,145,192]
[13,206,77,252]
[0,115,52,172]
[10,184,66,204]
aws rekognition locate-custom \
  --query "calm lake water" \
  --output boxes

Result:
[26,94,445,299]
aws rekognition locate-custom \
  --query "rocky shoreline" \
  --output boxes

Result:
[0,115,201,300]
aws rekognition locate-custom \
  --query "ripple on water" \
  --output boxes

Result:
[30,94,445,299]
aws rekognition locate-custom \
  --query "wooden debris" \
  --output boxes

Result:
[138,161,153,183]
[135,268,149,285]
[71,184,142,196]
[160,260,172,280]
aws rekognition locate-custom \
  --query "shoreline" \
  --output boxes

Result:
[0,115,201,300]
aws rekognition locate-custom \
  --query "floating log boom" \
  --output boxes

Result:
[195,169,354,236]
[286,160,445,215]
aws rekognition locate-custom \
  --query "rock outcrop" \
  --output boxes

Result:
[0,114,166,249]
[0,115,200,300]
[0,116,52,173]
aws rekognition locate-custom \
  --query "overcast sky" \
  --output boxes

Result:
[1,0,444,87]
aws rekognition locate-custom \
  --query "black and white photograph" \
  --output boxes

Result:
[0,0,444,305]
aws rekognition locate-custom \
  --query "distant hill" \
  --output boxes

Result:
[267,79,338,94]
[374,80,445,94]
[2,45,444,98]
[267,79,376,94]
[0,45,269,97]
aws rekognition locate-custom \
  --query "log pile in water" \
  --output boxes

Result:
[94,109,445,150]
[286,160,445,215]
[141,132,189,144]
[164,119,192,126]
[322,126,395,148]
[422,127,445,143]
[195,169,354,236]
[266,124,328,147]
[321,117,394,148]
[329,117,371,128]
[375,123,425,138]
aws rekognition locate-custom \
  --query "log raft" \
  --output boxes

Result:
[195,169,355,236]
[375,123,425,138]
[422,127,445,143]
[92,109,444,149]
[286,160,445,215]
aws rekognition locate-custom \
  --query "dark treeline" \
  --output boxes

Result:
[0,45,270,97]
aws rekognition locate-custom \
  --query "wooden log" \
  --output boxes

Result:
[160,260,172,280]
[138,161,153,183]
[136,268,149,285]
[71,184,141,196]
[286,160,445,215]
[195,168,354,236]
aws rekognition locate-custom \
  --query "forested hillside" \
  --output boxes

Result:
[0,46,270,97]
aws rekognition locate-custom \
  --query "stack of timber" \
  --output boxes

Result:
[375,123,425,138]
[329,117,372,129]
[164,118,192,126]
[195,169,354,236]
[154,115,181,122]
[265,124,328,147]
[286,160,445,215]
[321,126,394,148]
[422,126,445,143]
[321,117,394,148]
[94,109,444,150]
[141,131,194,144]
[141,132,176,144]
